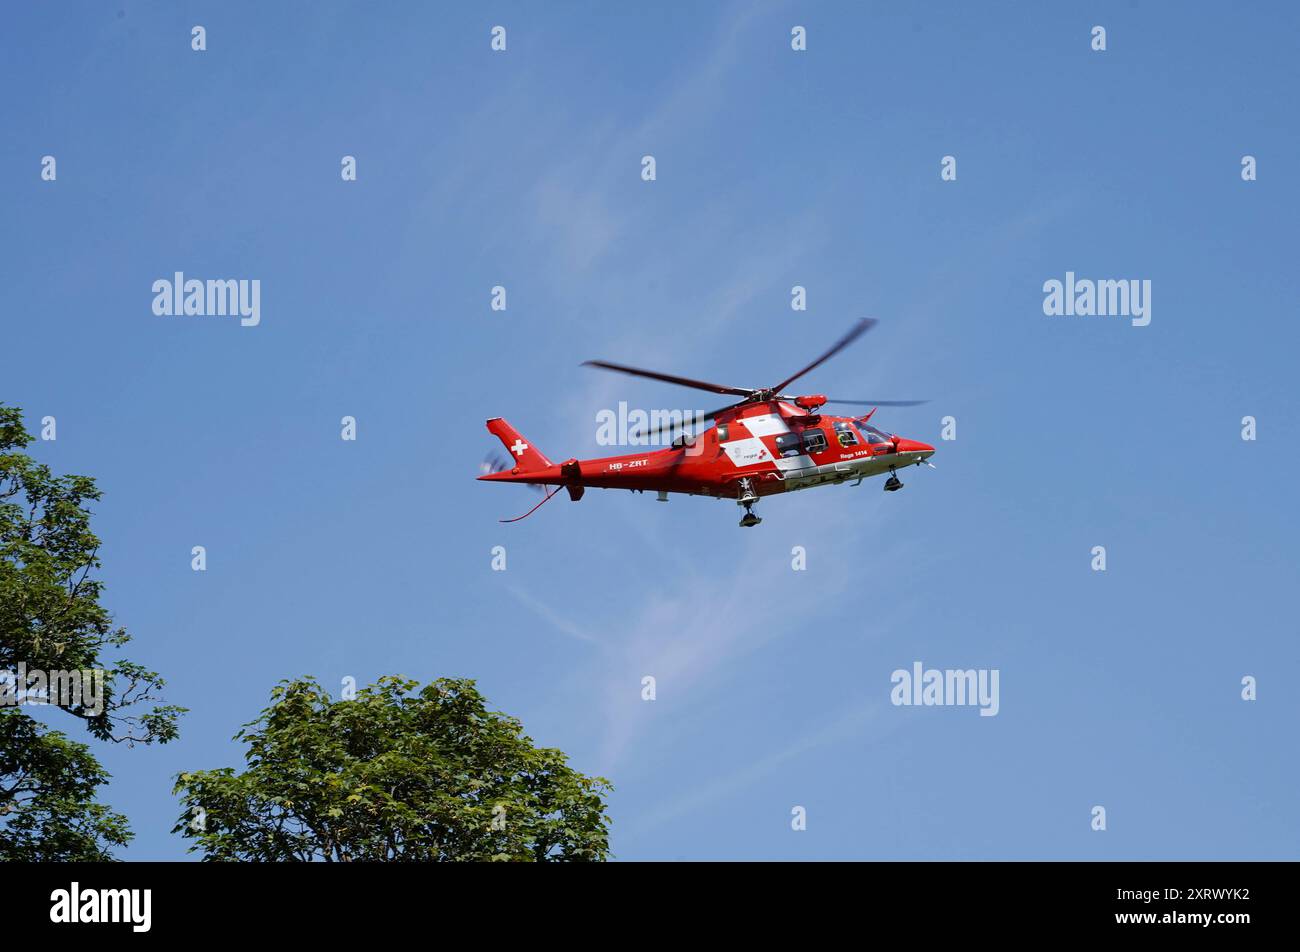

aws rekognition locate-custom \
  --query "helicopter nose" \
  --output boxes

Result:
[895,438,935,457]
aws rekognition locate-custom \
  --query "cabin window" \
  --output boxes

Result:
[773,433,803,458]
[716,424,729,441]
[801,429,828,454]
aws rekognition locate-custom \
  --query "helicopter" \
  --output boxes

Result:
[478,319,934,527]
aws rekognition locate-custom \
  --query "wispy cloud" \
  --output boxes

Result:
[525,2,775,278]
[576,516,883,772]
[505,584,604,647]
[622,696,896,840]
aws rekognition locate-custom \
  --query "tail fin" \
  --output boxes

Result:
[486,418,552,472]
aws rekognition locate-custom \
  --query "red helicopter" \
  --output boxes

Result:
[479,319,934,527]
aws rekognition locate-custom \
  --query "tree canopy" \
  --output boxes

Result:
[0,405,184,860]
[174,676,612,861]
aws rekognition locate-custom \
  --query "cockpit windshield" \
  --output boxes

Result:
[859,423,893,445]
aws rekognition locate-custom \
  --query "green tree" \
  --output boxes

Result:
[0,405,184,860]
[0,711,130,860]
[173,676,612,861]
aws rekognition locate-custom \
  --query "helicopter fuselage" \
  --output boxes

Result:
[479,319,934,525]
[479,400,934,502]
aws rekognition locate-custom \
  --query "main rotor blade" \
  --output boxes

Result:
[630,403,736,442]
[818,398,929,407]
[768,318,877,394]
[581,360,755,398]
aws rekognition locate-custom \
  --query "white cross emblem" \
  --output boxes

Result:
[510,439,529,457]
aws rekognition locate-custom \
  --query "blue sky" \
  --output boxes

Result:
[3,1,1297,859]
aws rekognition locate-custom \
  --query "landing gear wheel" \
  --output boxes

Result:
[884,467,904,492]
[736,478,762,526]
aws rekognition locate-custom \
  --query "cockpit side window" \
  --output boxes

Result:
[833,422,859,447]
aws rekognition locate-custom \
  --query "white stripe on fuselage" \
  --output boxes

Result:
[738,414,789,437]
[721,437,774,467]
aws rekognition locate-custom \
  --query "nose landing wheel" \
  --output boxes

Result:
[884,467,904,492]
